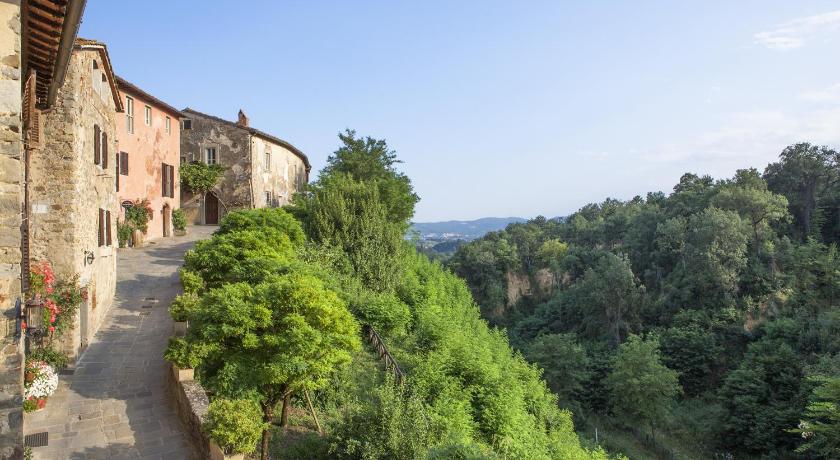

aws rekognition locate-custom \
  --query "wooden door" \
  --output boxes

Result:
[162,205,171,237]
[204,193,219,225]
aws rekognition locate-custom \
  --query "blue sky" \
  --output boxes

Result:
[80,1,840,221]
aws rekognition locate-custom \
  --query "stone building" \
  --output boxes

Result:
[28,38,123,361]
[179,108,310,224]
[0,1,86,456]
[115,76,181,242]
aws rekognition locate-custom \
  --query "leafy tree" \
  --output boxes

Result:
[292,176,404,291]
[719,336,806,455]
[318,129,419,225]
[659,323,721,396]
[175,273,360,460]
[712,168,789,243]
[561,253,644,345]
[764,143,838,241]
[180,161,225,195]
[524,333,591,412]
[604,335,682,438]
[794,376,840,457]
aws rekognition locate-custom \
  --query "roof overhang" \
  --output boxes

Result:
[21,0,87,109]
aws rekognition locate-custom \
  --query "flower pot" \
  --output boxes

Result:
[36,397,47,410]
[132,229,145,248]
[173,321,188,336]
[24,372,36,384]
[209,441,244,460]
[172,363,193,382]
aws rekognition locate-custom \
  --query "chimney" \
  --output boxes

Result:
[237,109,249,127]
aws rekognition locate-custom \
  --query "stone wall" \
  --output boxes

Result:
[169,366,210,459]
[250,135,307,208]
[30,48,118,361]
[0,1,24,458]
[180,111,251,225]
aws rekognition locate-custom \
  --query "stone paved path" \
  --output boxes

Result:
[25,226,216,460]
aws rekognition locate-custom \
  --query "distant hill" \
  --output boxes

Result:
[411,217,527,241]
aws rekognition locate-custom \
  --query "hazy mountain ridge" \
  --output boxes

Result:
[411,217,527,241]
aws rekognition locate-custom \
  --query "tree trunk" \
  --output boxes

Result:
[280,392,291,427]
[261,402,275,460]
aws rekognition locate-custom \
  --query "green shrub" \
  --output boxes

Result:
[217,208,305,246]
[180,162,225,195]
[351,290,412,337]
[169,293,199,322]
[172,208,187,231]
[203,398,267,455]
[27,346,69,369]
[179,269,204,294]
[23,399,37,413]
[125,199,152,233]
[163,337,202,368]
[272,432,331,460]
[117,220,133,248]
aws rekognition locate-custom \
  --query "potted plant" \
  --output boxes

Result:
[124,199,153,248]
[169,293,198,336]
[23,360,58,412]
[203,398,266,460]
[173,208,188,236]
[164,337,201,382]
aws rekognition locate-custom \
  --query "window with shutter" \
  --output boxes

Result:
[98,209,105,247]
[120,152,129,175]
[102,132,108,169]
[94,124,101,165]
[106,211,112,246]
[116,154,119,192]
[162,163,167,197]
[169,165,175,198]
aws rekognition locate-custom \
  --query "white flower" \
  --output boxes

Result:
[24,362,58,399]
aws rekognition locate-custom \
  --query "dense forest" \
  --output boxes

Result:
[169,130,618,459]
[449,143,840,458]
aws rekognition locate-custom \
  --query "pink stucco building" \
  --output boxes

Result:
[115,77,181,241]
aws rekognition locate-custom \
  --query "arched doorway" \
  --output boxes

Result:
[204,192,219,225]
[162,204,171,237]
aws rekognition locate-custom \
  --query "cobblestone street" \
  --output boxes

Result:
[25,227,215,460]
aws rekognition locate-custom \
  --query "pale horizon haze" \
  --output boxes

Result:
[79,1,840,221]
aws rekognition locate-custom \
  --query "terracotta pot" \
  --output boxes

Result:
[173,321,188,336]
[36,397,47,410]
[132,229,145,248]
[172,363,194,382]
[24,372,36,384]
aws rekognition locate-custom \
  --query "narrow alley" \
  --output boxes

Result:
[25,227,216,460]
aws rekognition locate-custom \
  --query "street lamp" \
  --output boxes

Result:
[24,298,45,342]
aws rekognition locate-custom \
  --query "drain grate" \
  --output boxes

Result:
[139,311,151,316]
[144,297,159,303]
[25,432,48,448]
[141,305,153,309]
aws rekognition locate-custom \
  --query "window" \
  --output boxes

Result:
[115,153,120,192]
[101,131,108,169]
[182,119,192,130]
[144,105,152,126]
[165,116,171,134]
[119,152,129,175]
[126,96,134,134]
[204,147,217,165]
[94,124,101,165]
[162,163,175,198]
[265,149,271,171]
[106,210,112,246]
[98,209,106,247]
[92,60,100,94]
[265,191,271,206]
